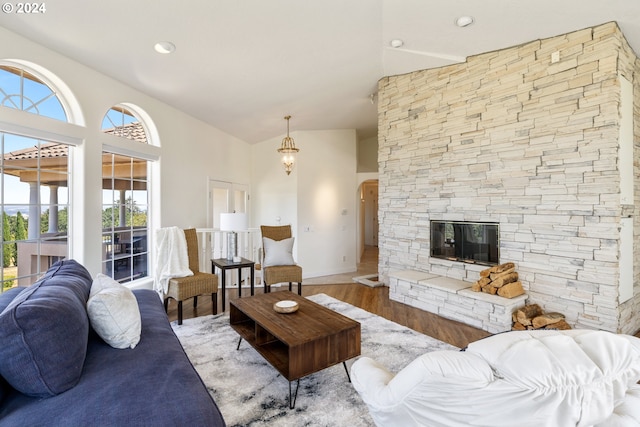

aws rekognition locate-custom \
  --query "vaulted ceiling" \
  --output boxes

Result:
[1,0,639,143]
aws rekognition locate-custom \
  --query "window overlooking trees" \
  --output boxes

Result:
[1,63,71,292]
[101,105,151,283]
[1,134,70,290]
[1,63,157,289]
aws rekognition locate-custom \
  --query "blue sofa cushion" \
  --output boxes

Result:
[0,286,26,404]
[0,259,92,398]
[0,287,26,312]
[0,289,226,426]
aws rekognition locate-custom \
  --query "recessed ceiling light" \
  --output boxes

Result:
[154,41,176,54]
[390,39,404,48]
[455,16,474,27]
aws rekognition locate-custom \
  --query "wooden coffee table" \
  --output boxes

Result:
[230,291,361,408]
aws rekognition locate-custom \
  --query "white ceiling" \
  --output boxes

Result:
[1,0,639,143]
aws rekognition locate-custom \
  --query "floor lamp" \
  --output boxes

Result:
[220,213,247,262]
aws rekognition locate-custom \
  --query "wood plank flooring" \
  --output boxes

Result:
[166,283,492,349]
[166,242,640,346]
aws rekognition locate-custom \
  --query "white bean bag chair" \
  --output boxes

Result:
[351,329,640,427]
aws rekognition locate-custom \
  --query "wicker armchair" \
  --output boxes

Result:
[163,228,218,324]
[260,225,302,294]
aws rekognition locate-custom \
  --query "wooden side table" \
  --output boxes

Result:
[211,257,255,312]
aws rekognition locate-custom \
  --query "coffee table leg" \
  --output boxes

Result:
[343,362,351,382]
[236,337,242,350]
[286,365,348,409]
[289,379,300,409]
[238,267,242,298]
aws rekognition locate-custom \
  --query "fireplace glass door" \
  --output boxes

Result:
[430,221,499,265]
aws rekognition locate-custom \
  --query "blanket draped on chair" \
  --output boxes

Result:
[154,227,193,294]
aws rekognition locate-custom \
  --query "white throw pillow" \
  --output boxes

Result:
[262,237,295,267]
[87,274,141,349]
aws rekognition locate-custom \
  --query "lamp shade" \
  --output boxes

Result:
[220,213,247,231]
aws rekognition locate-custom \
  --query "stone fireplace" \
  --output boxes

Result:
[377,22,640,334]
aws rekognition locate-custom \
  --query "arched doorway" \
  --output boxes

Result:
[354,178,381,286]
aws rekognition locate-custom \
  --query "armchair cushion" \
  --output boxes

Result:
[87,274,141,349]
[167,272,218,301]
[263,237,295,267]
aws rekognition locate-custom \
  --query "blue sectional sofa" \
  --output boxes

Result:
[0,260,225,426]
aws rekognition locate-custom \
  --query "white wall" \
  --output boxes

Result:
[1,26,363,284]
[251,133,299,240]
[357,135,378,172]
[156,111,250,228]
[0,27,250,278]
[252,129,358,278]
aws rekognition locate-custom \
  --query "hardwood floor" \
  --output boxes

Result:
[166,243,640,346]
[167,246,490,348]
[166,283,492,349]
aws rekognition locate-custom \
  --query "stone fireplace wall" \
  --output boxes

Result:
[378,22,640,334]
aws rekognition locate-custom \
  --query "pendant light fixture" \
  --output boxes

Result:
[277,115,299,175]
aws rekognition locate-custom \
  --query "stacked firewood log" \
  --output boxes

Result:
[471,262,525,298]
[512,304,571,330]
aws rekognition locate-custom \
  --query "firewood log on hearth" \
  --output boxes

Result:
[472,277,491,292]
[480,262,514,277]
[512,304,571,331]
[491,272,518,288]
[515,304,542,326]
[472,262,524,298]
[497,281,524,298]
[532,312,566,329]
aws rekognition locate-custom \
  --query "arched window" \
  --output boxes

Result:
[0,65,67,121]
[0,63,74,290]
[101,106,148,143]
[100,104,154,284]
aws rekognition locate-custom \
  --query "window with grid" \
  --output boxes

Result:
[101,106,151,284]
[0,65,70,291]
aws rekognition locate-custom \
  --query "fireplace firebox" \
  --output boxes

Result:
[430,221,499,265]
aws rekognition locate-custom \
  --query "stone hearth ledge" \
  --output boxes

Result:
[388,270,528,334]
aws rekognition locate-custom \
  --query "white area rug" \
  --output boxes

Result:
[172,293,457,427]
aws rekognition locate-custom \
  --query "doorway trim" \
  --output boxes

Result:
[356,173,378,263]
[207,179,250,228]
